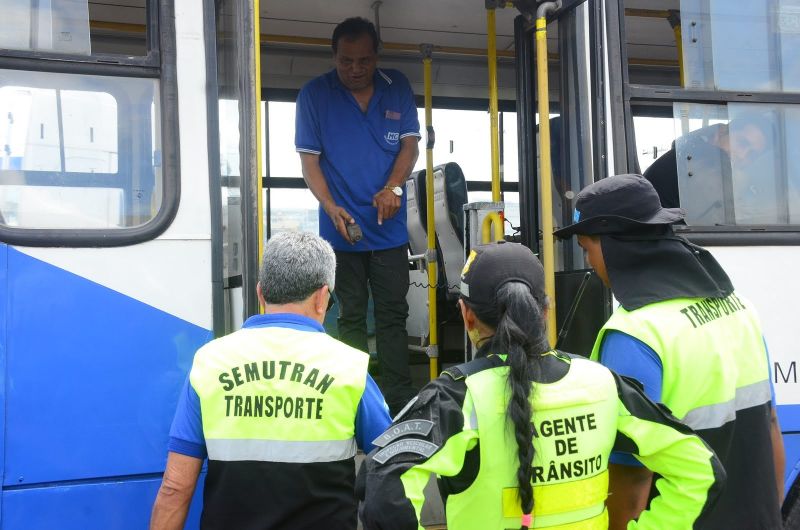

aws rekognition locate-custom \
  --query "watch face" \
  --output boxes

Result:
[392,186,403,197]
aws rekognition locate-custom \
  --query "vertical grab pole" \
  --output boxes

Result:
[667,11,685,88]
[422,44,438,381]
[254,0,265,283]
[535,2,560,347]
[487,7,502,203]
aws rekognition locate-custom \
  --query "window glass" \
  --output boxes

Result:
[633,115,676,173]
[1,0,91,55]
[639,101,800,226]
[268,101,302,178]
[219,99,240,177]
[268,187,319,237]
[681,0,800,92]
[502,111,520,183]
[0,69,160,229]
[414,108,492,181]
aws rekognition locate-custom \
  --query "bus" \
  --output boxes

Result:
[0,0,798,527]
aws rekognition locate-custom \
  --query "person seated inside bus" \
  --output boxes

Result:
[643,112,772,226]
[360,241,725,530]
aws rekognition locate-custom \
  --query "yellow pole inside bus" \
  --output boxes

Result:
[667,11,684,87]
[254,0,265,283]
[423,49,438,380]
[487,8,501,203]
[535,12,558,347]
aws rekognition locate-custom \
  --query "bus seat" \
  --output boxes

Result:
[408,162,468,299]
[405,171,428,256]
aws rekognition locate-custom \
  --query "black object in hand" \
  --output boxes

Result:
[347,223,363,243]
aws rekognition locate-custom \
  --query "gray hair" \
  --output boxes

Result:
[259,231,336,304]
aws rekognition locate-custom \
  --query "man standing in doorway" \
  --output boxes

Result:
[295,17,420,415]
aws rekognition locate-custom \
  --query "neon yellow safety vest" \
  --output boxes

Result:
[190,325,369,463]
[445,354,618,530]
[590,293,770,431]
[590,293,780,528]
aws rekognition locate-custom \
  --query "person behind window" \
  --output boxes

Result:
[150,231,391,530]
[361,240,724,530]
[295,17,421,416]
[555,174,784,530]
[643,112,772,225]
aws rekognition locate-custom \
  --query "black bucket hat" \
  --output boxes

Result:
[554,174,685,239]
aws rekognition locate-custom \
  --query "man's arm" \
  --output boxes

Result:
[300,152,354,243]
[150,452,202,530]
[607,464,653,530]
[373,136,420,225]
[771,406,786,504]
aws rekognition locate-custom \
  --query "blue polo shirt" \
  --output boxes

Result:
[167,313,392,458]
[295,68,420,251]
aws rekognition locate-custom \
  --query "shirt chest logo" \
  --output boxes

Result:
[384,131,400,145]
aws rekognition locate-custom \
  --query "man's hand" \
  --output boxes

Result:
[372,188,401,225]
[325,203,356,244]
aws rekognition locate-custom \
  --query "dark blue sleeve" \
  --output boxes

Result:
[396,75,421,139]
[167,376,207,459]
[355,374,392,453]
[599,331,663,467]
[295,85,322,154]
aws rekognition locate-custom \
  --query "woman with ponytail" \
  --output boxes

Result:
[361,241,725,530]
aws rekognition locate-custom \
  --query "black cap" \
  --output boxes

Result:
[554,174,685,239]
[460,241,545,306]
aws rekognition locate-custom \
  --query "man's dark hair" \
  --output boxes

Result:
[332,17,379,54]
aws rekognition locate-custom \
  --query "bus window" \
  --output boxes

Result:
[268,188,319,236]
[633,114,677,173]
[641,102,800,226]
[0,69,160,229]
[413,108,492,181]
[681,0,800,93]
[1,0,91,55]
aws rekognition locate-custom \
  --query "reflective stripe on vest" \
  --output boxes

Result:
[683,378,772,430]
[502,470,608,528]
[444,356,618,530]
[206,438,357,463]
[189,326,369,461]
[590,293,770,425]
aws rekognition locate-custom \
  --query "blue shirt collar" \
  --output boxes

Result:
[328,68,391,93]
[242,313,325,333]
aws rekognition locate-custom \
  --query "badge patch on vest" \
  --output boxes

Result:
[372,420,434,448]
[372,439,439,464]
[384,131,400,145]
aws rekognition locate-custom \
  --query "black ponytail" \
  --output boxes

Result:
[470,282,548,530]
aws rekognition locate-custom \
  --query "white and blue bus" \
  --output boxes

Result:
[0,0,799,527]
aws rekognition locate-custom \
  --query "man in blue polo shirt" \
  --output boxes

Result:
[295,16,420,415]
[150,232,391,529]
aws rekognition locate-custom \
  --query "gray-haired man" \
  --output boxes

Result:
[150,231,391,530]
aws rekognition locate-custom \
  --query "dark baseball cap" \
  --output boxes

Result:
[460,240,546,307]
[553,174,685,239]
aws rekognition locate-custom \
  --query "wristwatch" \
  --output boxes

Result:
[385,185,403,197]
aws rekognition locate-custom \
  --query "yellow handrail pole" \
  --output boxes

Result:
[535,7,559,347]
[667,11,685,87]
[422,46,438,380]
[254,0,265,300]
[481,212,504,243]
[487,8,502,203]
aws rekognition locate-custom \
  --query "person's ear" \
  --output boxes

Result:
[459,299,477,330]
[256,283,266,311]
[314,285,330,317]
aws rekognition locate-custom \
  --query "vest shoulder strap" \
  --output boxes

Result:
[443,355,504,380]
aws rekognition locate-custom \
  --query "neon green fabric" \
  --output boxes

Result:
[590,293,770,428]
[190,325,368,461]
[446,356,616,529]
[389,354,722,530]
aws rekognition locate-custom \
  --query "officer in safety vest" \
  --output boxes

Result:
[150,231,391,529]
[554,174,784,529]
[361,241,724,530]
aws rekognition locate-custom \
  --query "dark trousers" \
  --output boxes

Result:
[334,245,414,414]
